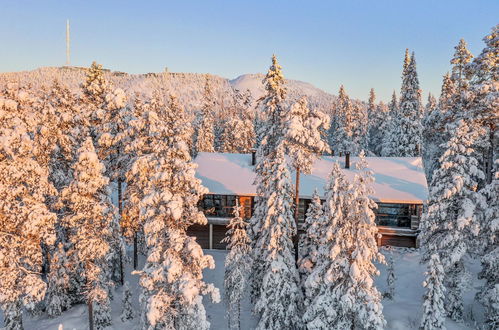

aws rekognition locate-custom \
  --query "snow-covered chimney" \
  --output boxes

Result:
[331,150,335,156]
[251,148,257,166]
[345,152,350,169]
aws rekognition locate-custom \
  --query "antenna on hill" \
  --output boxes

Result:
[66,19,70,66]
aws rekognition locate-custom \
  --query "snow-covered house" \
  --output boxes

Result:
[190,152,428,249]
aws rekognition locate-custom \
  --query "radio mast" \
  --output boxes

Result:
[66,19,70,66]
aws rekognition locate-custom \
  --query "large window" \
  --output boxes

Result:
[200,194,253,219]
[375,203,421,228]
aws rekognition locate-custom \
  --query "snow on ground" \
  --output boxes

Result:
[0,247,484,329]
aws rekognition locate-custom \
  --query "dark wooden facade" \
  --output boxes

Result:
[187,193,422,249]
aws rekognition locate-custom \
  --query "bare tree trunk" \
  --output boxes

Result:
[133,232,138,270]
[88,299,94,330]
[294,168,300,262]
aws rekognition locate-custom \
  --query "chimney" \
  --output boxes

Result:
[331,150,335,156]
[345,152,350,169]
[251,148,257,166]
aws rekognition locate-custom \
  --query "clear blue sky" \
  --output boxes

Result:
[1,0,497,102]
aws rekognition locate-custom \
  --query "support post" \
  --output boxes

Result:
[209,223,213,250]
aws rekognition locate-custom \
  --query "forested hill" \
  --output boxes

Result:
[0,67,341,114]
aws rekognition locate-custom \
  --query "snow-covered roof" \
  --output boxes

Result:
[194,152,428,204]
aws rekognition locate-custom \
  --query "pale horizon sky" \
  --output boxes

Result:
[0,0,497,102]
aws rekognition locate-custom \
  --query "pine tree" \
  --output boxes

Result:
[477,160,499,329]
[393,51,422,156]
[250,54,288,302]
[61,138,116,330]
[221,89,255,153]
[451,38,473,93]
[195,76,216,154]
[330,85,358,154]
[419,119,484,322]
[45,243,72,317]
[222,201,252,330]
[465,25,498,184]
[0,123,57,330]
[137,93,219,330]
[297,189,324,289]
[381,90,399,156]
[253,143,303,330]
[284,96,330,258]
[121,281,134,322]
[304,154,385,329]
[368,88,386,155]
[303,162,349,327]
[420,254,447,330]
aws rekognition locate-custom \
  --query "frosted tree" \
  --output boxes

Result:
[368,88,386,155]
[222,201,252,330]
[304,154,385,329]
[465,25,498,184]
[297,189,324,288]
[422,92,439,183]
[420,254,447,330]
[451,38,473,93]
[253,143,303,330]
[121,282,134,322]
[61,138,117,330]
[393,51,422,156]
[0,124,57,330]
[195,76,216,154]
[477,160,499,329]
[250,54,287,302]
[136,93,219,330]
[419,119,484,322]
[330,85,356,154]
[381,90,399,156]
[221,89,255,153]
[385,254,396,300]
[284,96,330,258]
[122,94,155,269]
[45,243,72,317]
[303,162,349,324]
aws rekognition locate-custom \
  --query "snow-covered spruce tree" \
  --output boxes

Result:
[137,94,219,330]
[465,25,498,185]
[249,54,288,302]
[0,124,57,330]
[393,51,422,156]
[284,96,330,257]
[297,189,324,289]
[122,94,153,269]
[61,138,117,330]
[451,38,473,93]
[420,253,447,330]
[368,88,386,155]
[222,200,252,330]
[121,281,133,322]
[330,85,358,154]
[221,89,255,153]
[422,92,439,183]
[303,162,349,325]
[253,142,303,330]
[381,90,399,156]
[304,154,385,329]
[419,119,484,322]
[385,254,396,300]
[194,76,216,154]
[45,243,72,317]
[477,159,499,329]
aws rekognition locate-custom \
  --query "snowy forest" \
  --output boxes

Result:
[0,24,497,330]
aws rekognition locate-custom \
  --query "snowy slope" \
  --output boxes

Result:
[0,248,483,329]
[0,68,340,115]
[231,73,337,114]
